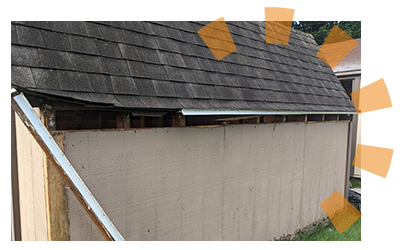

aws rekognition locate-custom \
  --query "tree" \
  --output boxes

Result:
[292,21,361,45]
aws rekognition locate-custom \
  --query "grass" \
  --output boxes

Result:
[296,218,361,241]
[295,178,361,241]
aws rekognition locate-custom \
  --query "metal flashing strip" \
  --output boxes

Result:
[11,88,18,97]
[180,109,356,116]
[11,89,124,241]
[335,70,361,77]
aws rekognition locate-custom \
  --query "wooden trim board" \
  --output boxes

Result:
[41,107,69,241]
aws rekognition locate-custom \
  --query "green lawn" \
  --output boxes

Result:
[296,218,361,241]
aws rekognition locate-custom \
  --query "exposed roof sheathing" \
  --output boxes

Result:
[11,21,355,112]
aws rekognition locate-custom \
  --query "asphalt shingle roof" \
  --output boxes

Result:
[11,21,355,112]
[333,38,361,74]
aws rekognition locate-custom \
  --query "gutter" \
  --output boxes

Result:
[180,109,356,116]
[335,70,361,77]
[11,89,124,241]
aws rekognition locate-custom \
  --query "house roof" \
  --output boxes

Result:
[333,38,361,75]
[11,21,355,113]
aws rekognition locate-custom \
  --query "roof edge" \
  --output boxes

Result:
[335,70,361,77]
[180,109,356,116]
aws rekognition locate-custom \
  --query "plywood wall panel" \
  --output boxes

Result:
[64,122,349,241]
[15,109,47,241]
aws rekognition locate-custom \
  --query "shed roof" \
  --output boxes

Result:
[11,21,355,113]
[333,38,361,75]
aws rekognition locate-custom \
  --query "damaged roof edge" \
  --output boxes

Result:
[180,109,356,116]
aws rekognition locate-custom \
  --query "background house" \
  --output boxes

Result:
[333,38,361,178]
[11,21,355,240]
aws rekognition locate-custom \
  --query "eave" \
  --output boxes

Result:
[180,109,356,116]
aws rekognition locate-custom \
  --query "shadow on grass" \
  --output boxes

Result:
[296,218,361,241]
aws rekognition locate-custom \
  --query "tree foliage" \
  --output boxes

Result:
[292,21,361,45]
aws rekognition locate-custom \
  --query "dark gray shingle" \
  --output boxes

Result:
[57,70,93,92]
[134,78,157,96]
[103,58,130,76]
[155,37,179,52]
[165,52,187,67]
[69,22,88,36]
[153,80,177,97]
[11,25,18,44]
[87,73,114,93]
[119,44,140,60]
[12,46,41,67]
[11,21,355,113]
[69,35,99,55]
[41,30,71,51]
[136,47,159,64]
[48,21,71,33]
[38,49,75,70]
[171,82,193,98]
[70,53,106,73]
[95,40,123,58]
[114,95,146,108]
[144,63,169,80]
[31,68,60,90]
[127,61,149,78]
[16,25,45,47]
[164,66,184,82]
[98,24,125,43]
[12,66,36,88]
[111,76,139,95]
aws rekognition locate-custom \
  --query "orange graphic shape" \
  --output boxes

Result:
[264,7,295,45]
[316,25,358,69]
[350,78,392,114]
[264,7,295,22]
[320,190,362,234]
[197,17,237,61]
[214,16,225,22]
[352,144,394,178]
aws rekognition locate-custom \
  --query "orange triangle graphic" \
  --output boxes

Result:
[352,144,394,178]
[214,16,225,22]
[197,17,237,61]
[350,78,392,114]
[317,25,358,69]
[264,7,295,45]
[320,190,362,234]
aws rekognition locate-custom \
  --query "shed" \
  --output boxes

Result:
[11,21,356,241]
[333,38,361,178]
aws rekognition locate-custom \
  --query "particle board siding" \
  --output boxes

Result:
[15,109,48,241]
[288,124,306,235]
[63,122,349,241]
[63,132,90,241]
[63,131,93,241]
[203,207,223,240]
[269,123,306,238]
[65,130,128,241]
[336,123,349,197]
[302,123,324,226]
[299,122,350,228]
[253,124,274,240]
